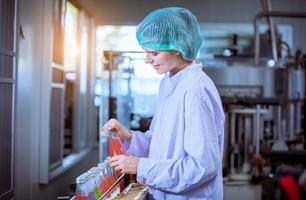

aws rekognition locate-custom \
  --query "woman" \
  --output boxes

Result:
[103,7,225,200]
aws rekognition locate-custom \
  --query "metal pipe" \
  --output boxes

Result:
[255,105,261,155]
[296,101,301,135]
[289,103,294,139]
[244,117,250,162]
[277,105,282,139]
[254,11,306,65]
[260,0,278,64]
[230,112,236,174]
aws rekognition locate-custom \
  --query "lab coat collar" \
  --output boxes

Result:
[160,61,203,97]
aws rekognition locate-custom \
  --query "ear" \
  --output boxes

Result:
[172,50,180,56]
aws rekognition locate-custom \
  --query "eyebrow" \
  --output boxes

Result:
[145,50,159,53]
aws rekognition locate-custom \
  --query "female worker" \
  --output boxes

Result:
[103,7,225,200]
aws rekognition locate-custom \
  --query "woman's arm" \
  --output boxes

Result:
[136,93,224,193]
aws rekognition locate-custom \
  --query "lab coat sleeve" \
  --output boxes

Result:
[123,117,155,157]
[137,90,223,193]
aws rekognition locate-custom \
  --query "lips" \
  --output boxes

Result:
[153,65,160,70]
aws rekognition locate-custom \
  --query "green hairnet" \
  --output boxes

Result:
[136,7,202,61]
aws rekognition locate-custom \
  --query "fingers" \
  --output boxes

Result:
[109,155,122,166]
[109,159,120,168]
[109,155,125,164]
[109,155,127,171]
[108,155,139,174]
[103,118,120,134]
[109,155,125,173]
[103,119,131,141]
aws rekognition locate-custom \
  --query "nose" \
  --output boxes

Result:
[145,53,153,64]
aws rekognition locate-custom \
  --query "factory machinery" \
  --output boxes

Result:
[204,55,305,199]
[202,4,306,199]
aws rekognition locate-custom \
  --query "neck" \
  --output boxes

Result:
[170,60,192,76]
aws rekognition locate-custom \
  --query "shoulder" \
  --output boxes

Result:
[182,67,214,98]
[182,67,222,112]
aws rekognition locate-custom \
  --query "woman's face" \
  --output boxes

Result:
[143,47,182,74]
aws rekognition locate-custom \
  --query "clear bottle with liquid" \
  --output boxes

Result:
[108,128,126,157]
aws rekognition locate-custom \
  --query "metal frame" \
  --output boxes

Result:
[254,11,306,65]
[0,0,17,199]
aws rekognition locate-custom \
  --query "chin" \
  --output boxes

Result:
[154,69,163,74]
[156,70,165,74]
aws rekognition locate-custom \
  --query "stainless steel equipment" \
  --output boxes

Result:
[203,60,305,178]
[201,2,306,182]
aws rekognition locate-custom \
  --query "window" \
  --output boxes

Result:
[40,0,95,183]
[0,0,16,199]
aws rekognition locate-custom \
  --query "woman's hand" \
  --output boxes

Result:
[108,155,140,174]
[103,118,132,141]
